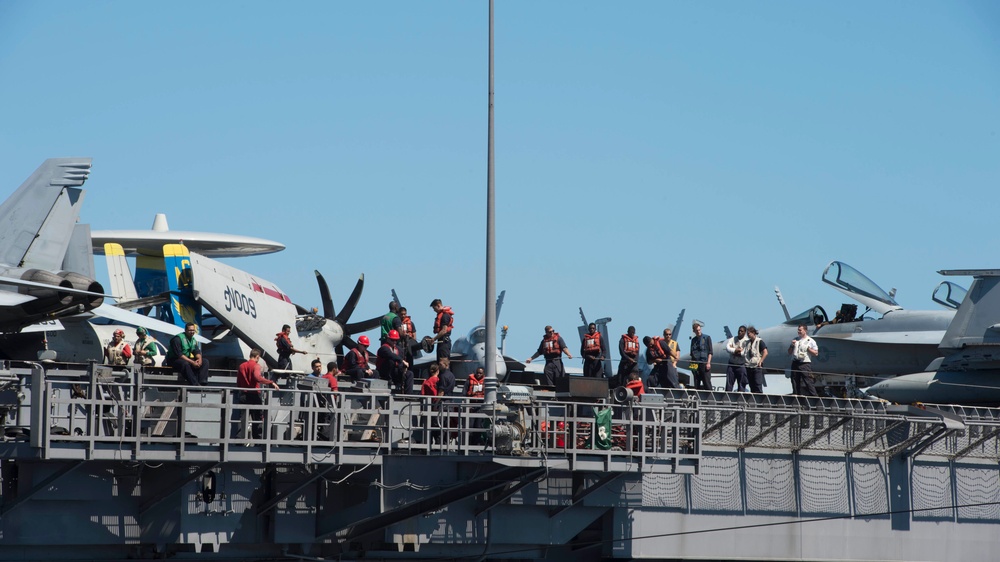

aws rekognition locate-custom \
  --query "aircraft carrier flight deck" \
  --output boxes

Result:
[1,362,998,561]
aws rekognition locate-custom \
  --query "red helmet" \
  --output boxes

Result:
[388,329,400,340]
[358,335,370,346]
[113,329,125,337]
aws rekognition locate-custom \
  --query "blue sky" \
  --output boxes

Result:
[1,1,998,369]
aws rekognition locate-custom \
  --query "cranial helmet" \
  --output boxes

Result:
[388,329,400,340]
[358,335,370,346]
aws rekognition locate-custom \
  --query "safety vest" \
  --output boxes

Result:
[543,333,562,356]
[350,347,369,368]
[622,334,639,357]
[275,332,293,356]
[380,312,398,340]
[583,332,602,353]
[649,337,667,361]
[746,337,765,367]
[106,340,131,366]
[400,316,415,338]
[433,307,454,335]
[467,375,485,398]
[166,333,199,361]
[375,343,397,372]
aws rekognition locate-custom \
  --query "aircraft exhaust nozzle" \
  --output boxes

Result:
[59,271,105,310]
[18,269,74,309]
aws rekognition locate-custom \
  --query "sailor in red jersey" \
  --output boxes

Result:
[237,349,279,439]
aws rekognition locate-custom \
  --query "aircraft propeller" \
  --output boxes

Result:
[312,271,380,359]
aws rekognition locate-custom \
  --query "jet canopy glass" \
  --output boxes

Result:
[822,261,901,315]
[932,281,967,310]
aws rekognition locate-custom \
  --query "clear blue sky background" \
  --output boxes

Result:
[1,2,998,370]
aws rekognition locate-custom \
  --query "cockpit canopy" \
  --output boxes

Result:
[469,326,486,345]
[932,281,967,310]
[785,305,828,326]
[822,261,901,315]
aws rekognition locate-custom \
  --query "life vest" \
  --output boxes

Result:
[350,347,369,368]
[583,332,602,354]
[106,340,132,366]
[400,316,415,338]
[649,337,667,361]
[625,378,645,396]
[166,333,199,361]
[380,312,398,340]
[622,334,639,357]
[433,307,454,335]
[746,337,765,367]
[375,342,400,372]
[543,332,562,356]
[275,332,293,356]
[467,374,485,398]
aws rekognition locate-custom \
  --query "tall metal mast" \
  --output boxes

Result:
[483,0,498,406]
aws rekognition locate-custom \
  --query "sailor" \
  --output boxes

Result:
[344,335,374,381]
[644,335,677,389]
[466,367,486,399]
[398,306,419,365]
[236,349,279,440]
[321,362,340,392]
[165,322,210,385]
[616,326,640,387]
[661,327,681,386]
[788,324,819,396]
[429,299,455,360]
[625,369,645,398]
[689,321,713,390]
[274,324,307,370]
[725,325,749,392]
[437,357,456,397]
[376,329,414,394]
[745,326,768,393]
[309,358,324,378]
[380,302,402,344]
[525,326,573,386]
[132,327,157,367]
[104,328,132,366]
[581,323,606,378]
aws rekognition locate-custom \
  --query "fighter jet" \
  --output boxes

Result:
[867,269,1000,405]
[404,290,515,380]
[706,261,955,395]
[0,158,109,333]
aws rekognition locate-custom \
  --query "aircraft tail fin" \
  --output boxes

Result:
[163,244,202,328]
[939,270,1000,354]
[0,158,92,271]
[104,243,140,304]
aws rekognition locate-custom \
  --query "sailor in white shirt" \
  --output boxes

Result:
[787,325,819,396]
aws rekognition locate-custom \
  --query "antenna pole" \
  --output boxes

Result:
[483,0,499,406]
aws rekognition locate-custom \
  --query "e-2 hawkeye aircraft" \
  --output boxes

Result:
[178,247,380,372]
[705,261,956,395]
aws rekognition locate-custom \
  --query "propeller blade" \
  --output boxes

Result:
[335,274,365,325]
[315,270,336,319]
[341,335,357,350]
[294,303,311,315]
[344,315,381,334]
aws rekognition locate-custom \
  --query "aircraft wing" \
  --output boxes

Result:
[0,291,36,306]
[90,304,210,344]
[0,158,92,271]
